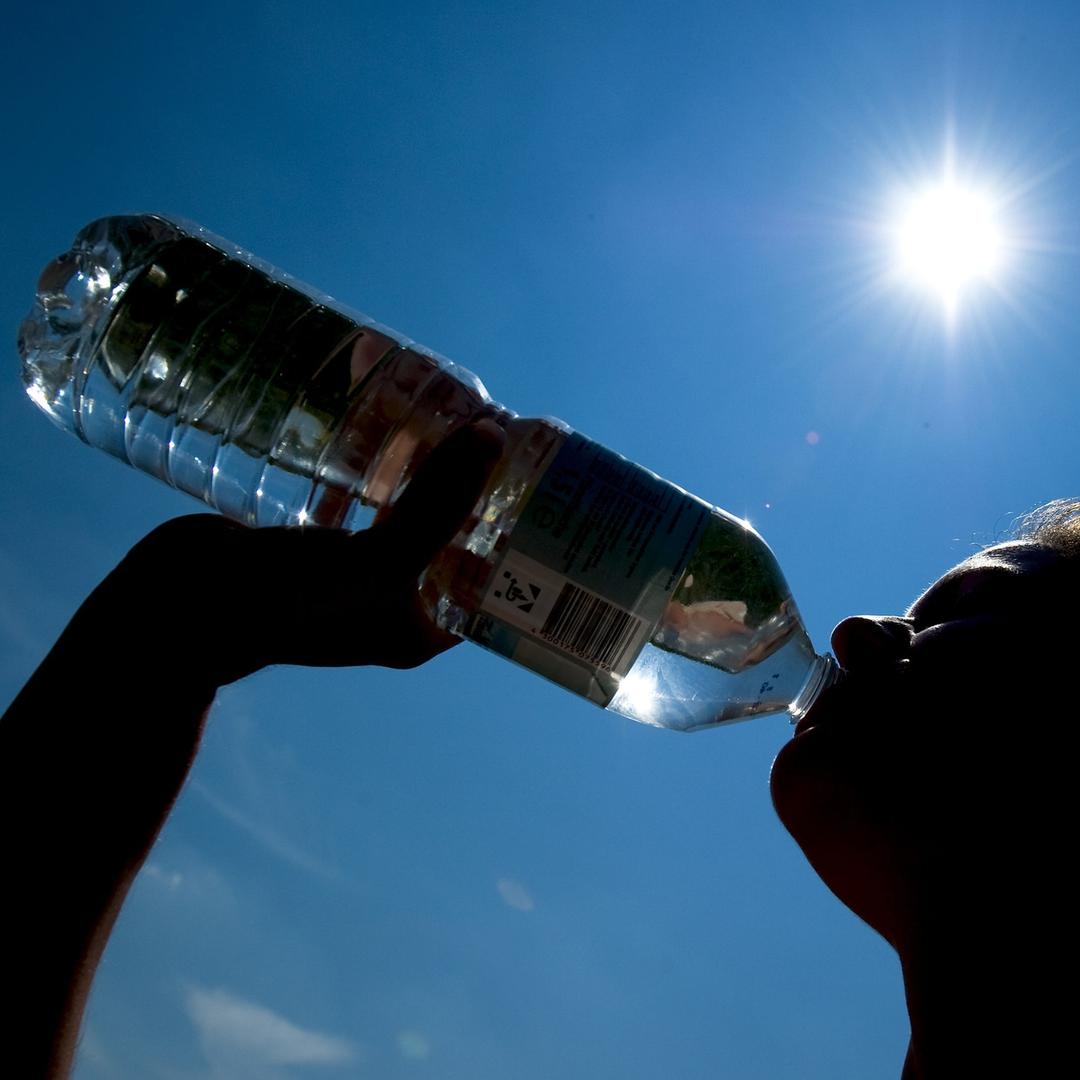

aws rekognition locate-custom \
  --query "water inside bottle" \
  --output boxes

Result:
[18,216,413,528]
[19,213,836,732]
[427,421,829,731]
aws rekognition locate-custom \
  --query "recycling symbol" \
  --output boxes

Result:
[494,570,542,614]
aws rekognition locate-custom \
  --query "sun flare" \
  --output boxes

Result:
[892,179,1006,318]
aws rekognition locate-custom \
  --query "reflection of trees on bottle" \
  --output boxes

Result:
[102,236,365,504]
[653,512,798,674]
[24,215,498,531]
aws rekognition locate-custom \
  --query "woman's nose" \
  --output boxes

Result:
[831,616,915,671]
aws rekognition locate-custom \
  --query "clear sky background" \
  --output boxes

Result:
[3,2,1079,1077]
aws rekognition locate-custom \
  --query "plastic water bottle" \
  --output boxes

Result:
[18,214,838,731]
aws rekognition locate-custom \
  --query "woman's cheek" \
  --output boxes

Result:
[771,725,882,848]
[771,728,915,936]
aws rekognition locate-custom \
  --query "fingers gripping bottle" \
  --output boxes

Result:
[18,214,838,731]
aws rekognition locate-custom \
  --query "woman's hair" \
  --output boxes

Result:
[1014,499,1080,558]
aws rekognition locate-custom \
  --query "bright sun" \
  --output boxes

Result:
[893,180,1006,317]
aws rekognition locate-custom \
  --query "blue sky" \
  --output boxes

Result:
[3,1,1079,1076]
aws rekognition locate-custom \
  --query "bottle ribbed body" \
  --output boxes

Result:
[18,214,500,530]
[18,214,838,731]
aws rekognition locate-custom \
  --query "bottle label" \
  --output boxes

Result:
[470,433,710,705]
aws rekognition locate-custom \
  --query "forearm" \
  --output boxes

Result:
[0,423,504,1076]
[1,570,220,1077]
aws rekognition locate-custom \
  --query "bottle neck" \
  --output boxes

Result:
[788,652,843,723]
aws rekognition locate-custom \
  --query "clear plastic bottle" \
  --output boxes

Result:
[18,214,838,731]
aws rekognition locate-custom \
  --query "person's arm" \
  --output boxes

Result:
[0,421,504,1078]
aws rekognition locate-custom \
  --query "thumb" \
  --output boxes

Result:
[375,418,506,573]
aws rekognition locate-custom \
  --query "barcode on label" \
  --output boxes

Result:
[539,583,643,672]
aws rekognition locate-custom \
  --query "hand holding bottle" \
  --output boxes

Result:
[96,418,507,690]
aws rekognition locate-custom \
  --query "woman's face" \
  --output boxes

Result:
[769,541,1074,947]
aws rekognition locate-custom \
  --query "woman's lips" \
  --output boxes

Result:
[794,672,862,736]
[794,677,849,735]
[793,662,911,737]
[793,689,838,736]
